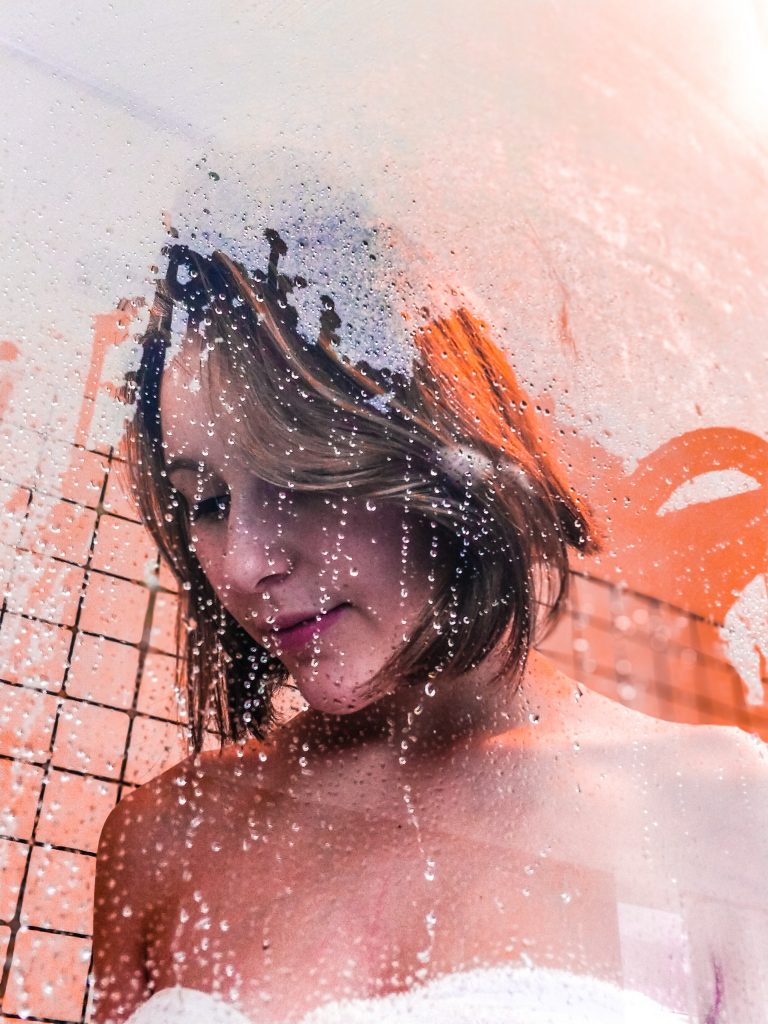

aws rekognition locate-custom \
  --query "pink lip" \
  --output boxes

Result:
[271,604,348,654]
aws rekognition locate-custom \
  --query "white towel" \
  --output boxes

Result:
[123,965,688,1024]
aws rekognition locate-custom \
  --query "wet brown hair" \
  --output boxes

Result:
[124,233,597,752]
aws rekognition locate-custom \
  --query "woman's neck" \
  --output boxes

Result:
[281,649,557,760]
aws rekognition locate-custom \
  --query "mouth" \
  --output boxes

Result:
[269,604,350,654]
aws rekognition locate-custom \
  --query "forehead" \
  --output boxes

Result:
[159,335,253,466]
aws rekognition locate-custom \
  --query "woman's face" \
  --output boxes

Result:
[159,339,440,715]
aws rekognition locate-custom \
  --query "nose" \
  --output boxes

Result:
[218,492,295,597]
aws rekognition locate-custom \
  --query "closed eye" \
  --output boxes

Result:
[188,493,230,523]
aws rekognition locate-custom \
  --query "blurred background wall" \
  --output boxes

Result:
[1,1,767,1019]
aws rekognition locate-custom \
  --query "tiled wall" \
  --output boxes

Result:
[0,442,765,1022]
[538,574,768,738]
[0,444,186,1023]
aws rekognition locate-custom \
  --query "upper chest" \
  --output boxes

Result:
[142,743,683,999]
[145,813,630,1020]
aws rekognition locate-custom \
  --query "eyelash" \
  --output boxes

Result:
[188,494,230,523]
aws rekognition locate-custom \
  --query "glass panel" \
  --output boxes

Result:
[2,3,767,1022]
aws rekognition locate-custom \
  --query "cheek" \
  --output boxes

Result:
[189,534,226,597]
[359,517,438,605]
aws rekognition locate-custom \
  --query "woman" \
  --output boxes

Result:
[92,226,768,1024]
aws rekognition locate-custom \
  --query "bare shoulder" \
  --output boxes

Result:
[648,716,768,838]
[673,721,768,890]
[97,741,262,862]
[92,752,204,1020]
[545,658,768,799]
[537,662,768,886]
[583,680,768,813]
[584,692,768,901]
[98,736,295,888]
[95,751,199,909]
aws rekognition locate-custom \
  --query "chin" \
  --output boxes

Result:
[293,671,385,717]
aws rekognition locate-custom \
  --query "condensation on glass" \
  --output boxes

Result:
[1,3,767,1023]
